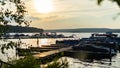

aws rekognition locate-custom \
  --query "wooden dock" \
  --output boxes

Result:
[33,46,72,59]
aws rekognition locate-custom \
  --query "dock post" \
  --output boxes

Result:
[37,38,39,47]
[109,47,112,62]
[0,61,2,68]
[118,45,120,53]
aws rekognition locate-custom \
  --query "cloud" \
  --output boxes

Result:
[38,15,65,22]
[26,0,120,29]
[45,15,58,19]
[29,16,41,20]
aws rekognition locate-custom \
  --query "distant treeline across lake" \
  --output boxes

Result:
[45,28,120,33]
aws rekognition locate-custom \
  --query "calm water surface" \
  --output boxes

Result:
[61,54,120,68]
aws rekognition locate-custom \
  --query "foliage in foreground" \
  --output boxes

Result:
[44,58,68,68]
[97,0,120,7]
[5,55,40,68]
[3,55,68,68]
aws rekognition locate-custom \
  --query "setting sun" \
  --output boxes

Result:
[33,0,53,13]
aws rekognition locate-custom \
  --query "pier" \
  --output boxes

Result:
[30,44,73,64]
[16,43,74,64]
[18,43,73,58]
[33,45,72,59]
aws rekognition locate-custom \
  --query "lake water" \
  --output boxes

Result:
[61,54,120,68]
[1,32,120,68]
[61,32,120,68]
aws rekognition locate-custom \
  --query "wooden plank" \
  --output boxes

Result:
[33,46,72,59]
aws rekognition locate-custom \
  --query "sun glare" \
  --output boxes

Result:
[34,0,53,13]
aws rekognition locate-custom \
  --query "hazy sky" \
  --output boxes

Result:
[25,0,120,29]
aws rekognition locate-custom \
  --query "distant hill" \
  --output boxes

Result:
[45,28,120,33]
[6,25,44,33]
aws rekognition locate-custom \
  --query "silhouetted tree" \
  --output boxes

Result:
[0,0,31,66]
[0,0,31,35]
[97,0,120,19]
[0,0,31,49]
[97,0,120,7]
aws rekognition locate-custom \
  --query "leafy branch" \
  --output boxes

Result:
[97,0,120,7]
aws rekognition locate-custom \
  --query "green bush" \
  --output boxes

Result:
[5,55,40,68]
[44,58,68,68]
[4,53,68,68]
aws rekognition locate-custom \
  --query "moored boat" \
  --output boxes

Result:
[72,32,118,59]
[72,43,116,55]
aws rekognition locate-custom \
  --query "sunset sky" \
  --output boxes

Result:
[25,0,120,29]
